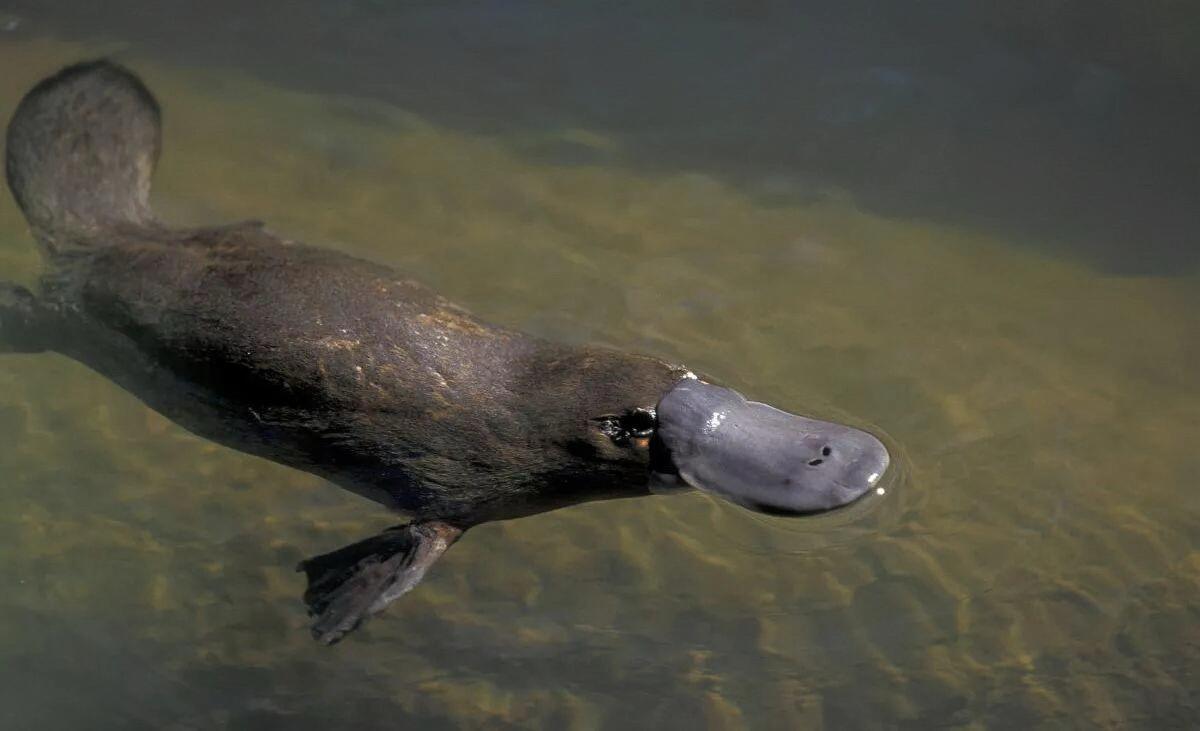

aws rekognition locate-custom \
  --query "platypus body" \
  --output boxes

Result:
[1,62,889,643]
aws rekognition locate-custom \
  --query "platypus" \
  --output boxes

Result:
[0,61,890,644]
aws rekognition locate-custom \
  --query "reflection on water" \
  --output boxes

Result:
[1,14,1199,731]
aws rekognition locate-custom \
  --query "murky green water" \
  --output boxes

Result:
[2,9,1199,729]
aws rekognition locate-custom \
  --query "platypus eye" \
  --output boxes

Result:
[622,408,656,437]
[592,407,657,445]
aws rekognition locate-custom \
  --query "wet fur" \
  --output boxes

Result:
[43,219,684,525]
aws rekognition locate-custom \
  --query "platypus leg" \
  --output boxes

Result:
[0,282,49,354]
[297,521,463,645]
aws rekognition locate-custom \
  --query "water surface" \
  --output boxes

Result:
[0,11,1198,730]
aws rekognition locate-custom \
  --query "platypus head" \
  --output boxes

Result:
[645,378,889,515]
[584,369,890,517]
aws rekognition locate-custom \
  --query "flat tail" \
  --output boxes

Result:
[5,60,160,252]
[297,521,463,645]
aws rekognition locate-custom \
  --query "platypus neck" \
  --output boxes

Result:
[514,345,690,426]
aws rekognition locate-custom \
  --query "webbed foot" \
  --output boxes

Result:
[297,521,463,645]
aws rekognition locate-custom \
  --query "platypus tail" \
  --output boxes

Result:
[5,59,160,254]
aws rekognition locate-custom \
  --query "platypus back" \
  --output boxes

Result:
[5,60,160,253]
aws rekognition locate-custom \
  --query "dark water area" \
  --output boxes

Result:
[0,3,1198,730]
[6,0,1200,274]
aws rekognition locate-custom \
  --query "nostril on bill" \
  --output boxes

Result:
[807,445,834,467]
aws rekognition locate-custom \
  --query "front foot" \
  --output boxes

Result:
[297,521,463,645]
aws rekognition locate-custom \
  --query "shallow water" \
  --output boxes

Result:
[1,9,1199,730]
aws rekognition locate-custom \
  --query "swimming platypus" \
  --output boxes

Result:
[1,61,890,644]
